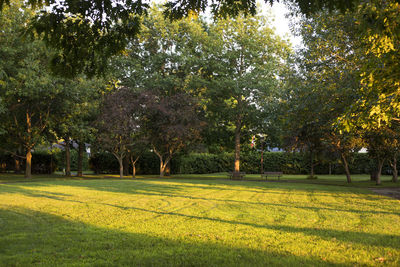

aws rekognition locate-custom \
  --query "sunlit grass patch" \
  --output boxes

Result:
[0,178,399,266]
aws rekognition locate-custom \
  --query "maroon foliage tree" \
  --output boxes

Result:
[141,92,205,177]
[96,87,142,179]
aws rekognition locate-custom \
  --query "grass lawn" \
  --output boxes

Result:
[0,174,399,266]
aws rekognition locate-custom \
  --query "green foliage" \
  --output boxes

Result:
[89,152,119,174]
[0,0,359,77]
[177,153,233,174]
[54,149,89,171]
[90,152,159,175]
[88,151,394,175]
[0,151,57,174]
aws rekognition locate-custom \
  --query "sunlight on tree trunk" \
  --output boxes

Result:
[130,155,139,179]
[233,121,241,177]
[160,162,165,178]
[14,156,21,174]
[25,149,32,179]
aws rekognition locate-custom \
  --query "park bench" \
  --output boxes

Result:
[228,172,246,180]
[261,171,283,180]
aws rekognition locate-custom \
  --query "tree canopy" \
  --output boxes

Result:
[0,0,362,77]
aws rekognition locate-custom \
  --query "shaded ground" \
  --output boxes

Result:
[370,187,400,200]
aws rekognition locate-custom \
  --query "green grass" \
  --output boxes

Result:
[0,174,399,266]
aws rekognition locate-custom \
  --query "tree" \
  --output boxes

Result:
[48,76,104,177]
[282,7,364,181]
[347,1,400,129]
[204,13,290,177]
[95,87,142,179]
[141,92,204,177]
[110,6,206,177]
[0,1,66,178]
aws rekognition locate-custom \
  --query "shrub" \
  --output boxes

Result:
[0,151,57,174]
[88,151,399,175]
[55,149,90,171]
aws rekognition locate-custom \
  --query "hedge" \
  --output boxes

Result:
[0,151,58,174]
[54,149,89,171]
[88,151,398,175]
[89,152,160,175]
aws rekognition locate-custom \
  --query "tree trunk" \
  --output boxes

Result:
[341,153,352,183]
[260,146,264,175]
[370,169,378,181]
[233,121,241,178]
[160,160,165,177]
[14,156,21,174]
[123,156,129,176]
[118,157,124,179]
[65,138,71,176]
[77,141,84,177]
[328,163,332,175]
[132,163,136,178]
[165,161,171,176]
[310,150,314,178]
[130,155,139,179]
[392,156,398,183]
[376,158,384,185]
[25,148,32,179]
[25,111,32,179]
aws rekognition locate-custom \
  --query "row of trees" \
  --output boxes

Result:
[0,3,289,179]
[95,7,290,178]
[1,1,399,185]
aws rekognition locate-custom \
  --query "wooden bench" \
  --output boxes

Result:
[261,171,283,180]
[228,172,246,180]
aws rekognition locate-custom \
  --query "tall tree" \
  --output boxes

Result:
[283,7,363,181]
[204,13,290,177]
[0,1,65,178]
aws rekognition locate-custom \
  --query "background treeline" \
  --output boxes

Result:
[2,150,393,176]
[1,1,399,184]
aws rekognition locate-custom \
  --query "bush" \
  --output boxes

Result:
[0,151,57,174]
[89,152,160,175]
[31,151,58,174]
[55,149,90,171]
[88,151,399,175]
[89,152,119,174]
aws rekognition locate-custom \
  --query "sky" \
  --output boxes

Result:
[259,1,302,48]
[147,0,302,49]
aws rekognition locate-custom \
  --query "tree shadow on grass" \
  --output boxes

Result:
[100,203,400,250]
[1,183,399,252]
[1,180,398,217]
[0,208,342,266]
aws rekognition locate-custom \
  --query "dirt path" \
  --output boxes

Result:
[369,188,400,200]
